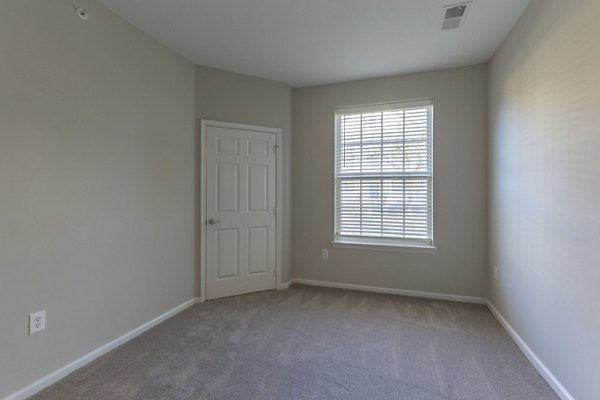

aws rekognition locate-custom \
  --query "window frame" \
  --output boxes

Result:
[332,99,436,252]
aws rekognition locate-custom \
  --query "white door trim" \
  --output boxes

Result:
[199,120,283,302]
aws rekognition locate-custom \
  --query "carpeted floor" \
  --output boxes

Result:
[32,284,559,400]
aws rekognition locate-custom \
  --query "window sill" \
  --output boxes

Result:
[331,239,437,253]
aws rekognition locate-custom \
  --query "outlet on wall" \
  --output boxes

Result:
[29,310,46,335]
[321,249,329,260]
[493,265,499,281]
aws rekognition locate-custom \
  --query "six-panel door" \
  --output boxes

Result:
[206,126,277,300]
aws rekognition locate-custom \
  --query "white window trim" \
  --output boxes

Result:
[333,99,435,251]
[331,238,437,253]
[336,99,433,115]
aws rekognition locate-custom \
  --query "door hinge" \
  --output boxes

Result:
[274,207,279,216]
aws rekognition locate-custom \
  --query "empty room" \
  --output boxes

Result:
[1,0,598,399]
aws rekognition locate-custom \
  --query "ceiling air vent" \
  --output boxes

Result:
[442,2,470,30]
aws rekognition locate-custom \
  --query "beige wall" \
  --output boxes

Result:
[195,66,293,284]
[488,0,600,398]
[0,1,196,397]
[292,65,488,297]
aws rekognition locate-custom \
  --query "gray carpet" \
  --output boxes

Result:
[32,285,559,400]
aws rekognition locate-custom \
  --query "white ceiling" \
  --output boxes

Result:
[97,0,531,87]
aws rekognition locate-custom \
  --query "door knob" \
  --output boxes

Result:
[208,218,221,225]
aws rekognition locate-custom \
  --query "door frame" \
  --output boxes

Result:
[199,120,283,302]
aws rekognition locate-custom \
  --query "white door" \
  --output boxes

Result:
[205,123,278,300]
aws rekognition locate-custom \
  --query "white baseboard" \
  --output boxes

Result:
[486,301,574,400]
[291,278,487,304]
[4,297,201,400]
[4,287,572,400]
[278,280,292,290]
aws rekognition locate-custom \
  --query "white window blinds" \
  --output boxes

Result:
[335,100,433,246]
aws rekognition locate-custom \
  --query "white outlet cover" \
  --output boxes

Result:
[322,249,329,260]
[29,310,46,335]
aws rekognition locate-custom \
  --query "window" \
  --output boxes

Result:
[334,100,434,249]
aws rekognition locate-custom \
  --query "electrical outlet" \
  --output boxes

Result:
[321,249,329,260]
[29,310,46,335]
[493,265,498,281]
